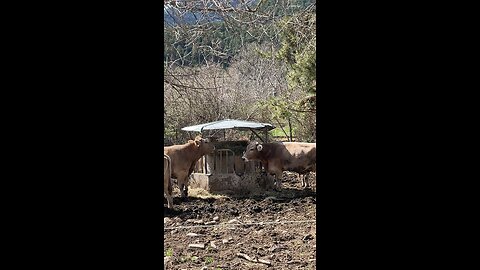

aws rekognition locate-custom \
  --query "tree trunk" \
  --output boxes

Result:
[288,117,293,142]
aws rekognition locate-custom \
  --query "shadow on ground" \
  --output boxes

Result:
[163,187,316,218]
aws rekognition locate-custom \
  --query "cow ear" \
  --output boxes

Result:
[257,144,263,151]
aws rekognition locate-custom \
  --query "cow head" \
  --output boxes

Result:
[193,135,215,154]
[241,141,263,161]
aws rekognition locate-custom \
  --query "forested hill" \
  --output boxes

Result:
[163,0,314,68]
[164,0,249,26]
[164,22,270,67]
[164,7,222,26]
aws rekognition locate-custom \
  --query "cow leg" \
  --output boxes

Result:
[165,191,173,209]
[177,172,189,198]
[274,172,282,190]
[301,173,310,189]
[184,184,189,198]
[164,165,173,209]
[166,178,174,209]
[300,174,305,188]
[164,184,173,209]
[167,197,173,209]
[261,173,274,190]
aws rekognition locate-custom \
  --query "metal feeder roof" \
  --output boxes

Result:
[181,119,275,133]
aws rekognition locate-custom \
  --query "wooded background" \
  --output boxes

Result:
[164,0,316,144]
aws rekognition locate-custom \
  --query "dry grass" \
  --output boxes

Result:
[171,186,228,200]
[187,188,229,199]
[168,171,316,200]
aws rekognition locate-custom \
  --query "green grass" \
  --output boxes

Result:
[270,127,296,138]
[269,129,286,137]
[165,248,173,257]
[205,257,214,264]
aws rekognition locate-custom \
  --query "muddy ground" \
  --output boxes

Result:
[164,172,317,269]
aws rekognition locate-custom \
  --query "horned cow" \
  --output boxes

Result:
[242,141,316,189]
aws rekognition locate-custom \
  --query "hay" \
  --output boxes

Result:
[185,188,228,200]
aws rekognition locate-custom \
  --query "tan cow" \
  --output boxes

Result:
[242,141,316,190]
[164,154,173,209]
[164,136,215,197]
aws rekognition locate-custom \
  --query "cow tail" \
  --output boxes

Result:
[164,154,173,194]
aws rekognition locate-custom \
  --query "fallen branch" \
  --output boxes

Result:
[237,253,272,266]
[257,258,272,265]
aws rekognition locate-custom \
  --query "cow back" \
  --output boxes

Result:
[283,142,316,158]
[280,142,316,173]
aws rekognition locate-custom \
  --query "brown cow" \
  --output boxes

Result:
[242,141,316,190]
[164,154,173,209]
[164,136,215,197]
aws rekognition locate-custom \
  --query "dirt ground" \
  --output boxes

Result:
[164,172,317,269]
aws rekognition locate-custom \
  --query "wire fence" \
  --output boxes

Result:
[164,219,316,230]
